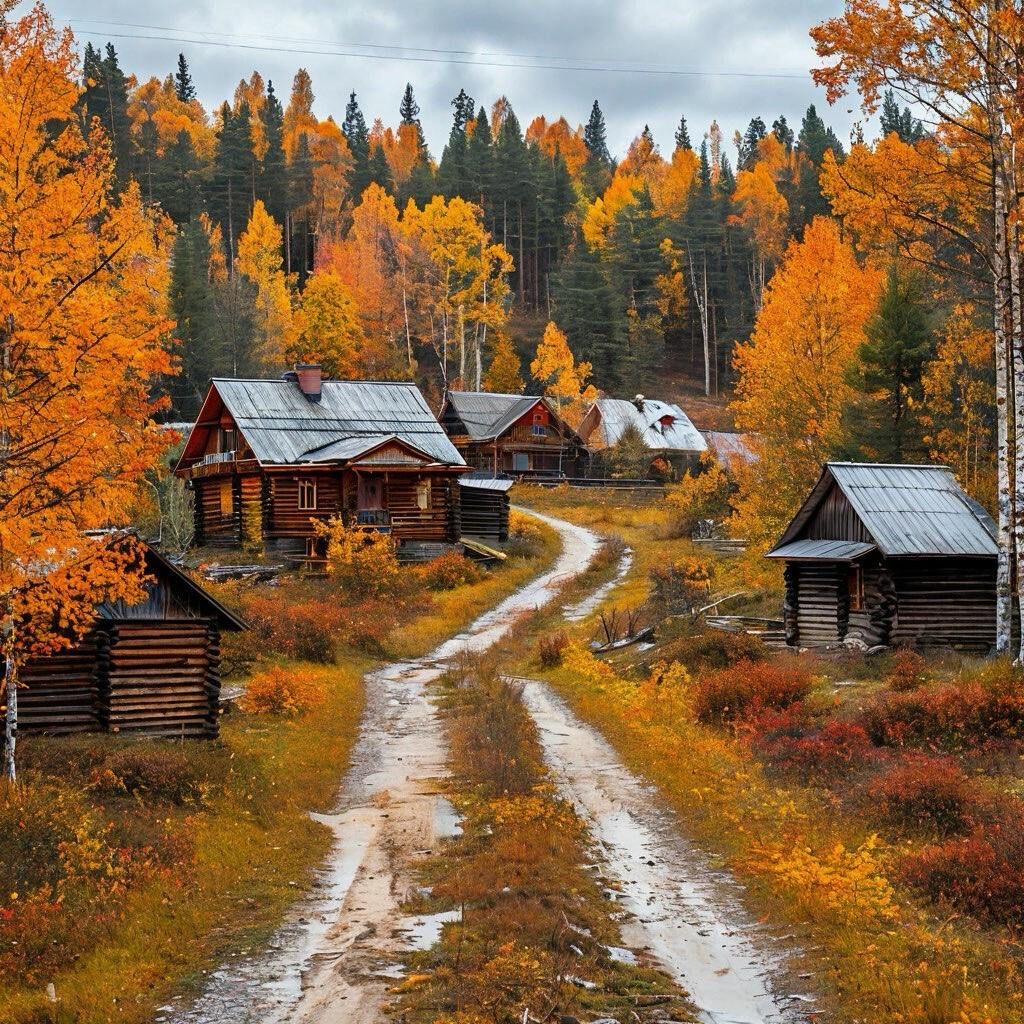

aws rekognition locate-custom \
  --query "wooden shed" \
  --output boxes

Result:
[175,368,467,557]
[439,391,587,478]
[458,477,513,543]
[15,542,245,739]
[767,463,998,651]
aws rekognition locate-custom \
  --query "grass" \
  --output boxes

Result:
[507,486,1024,1024]
[389,656,696,1024]
[1,522,563,1024]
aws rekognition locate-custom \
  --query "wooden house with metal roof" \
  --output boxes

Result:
[578,396,706,476]
[14,541,245,740]
[438,391,587,478]
[174,367,467,555]
[767,463,998,651]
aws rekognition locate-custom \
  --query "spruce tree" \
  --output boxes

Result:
[169,219,217,416]
[674,114,692,151]
[81,43,133,188]
[289,131,315,283]
[737,116,766,170]
[583,99,612,196]
[465,105,494,216]
[608,184,663,318]
[399,82,426,152]
[879,89,925,143]
[366,145,392,192]
[175,53,196,103]
[772,115,794,150]
[494,107,532,299]
[159,129,205,223]
[342,90,371,200]
[209,101,255,263]
[437,88,474,199]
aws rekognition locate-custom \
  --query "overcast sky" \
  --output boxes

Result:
[43,1,862,160]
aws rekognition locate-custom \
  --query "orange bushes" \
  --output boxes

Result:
[239,664,327,715]
[885,647,927,692]
[240,589,347,663]
[865,756,977,835]
[694,656,816,726]
[668,629,768,671]
[754,717,873,781]
[419,551,483,591]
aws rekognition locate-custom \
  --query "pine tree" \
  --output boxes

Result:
[437,88,475,199]
[399,82,426,153]
[609,184,663,318]
[289,131,315,283]
[260,81,288,228]
[737,116,767,170]
[342,90,371,200]
[175,52,196,103]
[209,101,256,264]
[170,219,218,416]
[794,105,843,226]
[772,115,794,150]
[494,107,531,300]
[842,268,935,462]
[879,89,925,143]
[674,114,692,152]
[366,144,392,192]
[583,99,612,196]
[465,105,494,214]
[159,129,205,223]
[81,42,133,188]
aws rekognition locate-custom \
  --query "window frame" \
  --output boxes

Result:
[847,563,865,612]
[297,479,318,512]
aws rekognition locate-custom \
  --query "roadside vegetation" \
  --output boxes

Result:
[390,655,695,1024]
[0,516,558,1024]
[513,484,1024,1024]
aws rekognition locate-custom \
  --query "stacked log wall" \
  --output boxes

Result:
[458,488,510,542]
[18,636,102,734]
[794,564,841,646]
[267,473,340,538]
[891,559,996,650]
[387,473,459,542]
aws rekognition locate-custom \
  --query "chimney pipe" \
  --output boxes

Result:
[294,364,322,403]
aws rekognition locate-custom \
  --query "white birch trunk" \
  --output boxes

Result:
[686,244,711,398]
[3,619,16,785]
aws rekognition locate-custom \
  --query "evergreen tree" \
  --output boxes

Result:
[772,115,794,150]
[169,219,217,416]
[879,89,925,143]
[136,116,159,205]
[81,42,132,187]
[608,184,663,318]
[399,82,426,152]
[697,140,712,191]
[494,107,532,300]
[174,52,196,103]
[159,129,205,223]
[674,113,692,151]
[437,88,475,199]
[260,81,288,228]
[842,268,935,462]
[465,105,494,213]
[209,101,255,263]
[737,116,767,170]
[552,236,621,388]
[793,105,843,227]
[583,99,612,196]
[289,131,315,283]
[366,144,392,192]
[342,90,371,200]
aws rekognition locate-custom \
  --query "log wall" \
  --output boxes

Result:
[267,473,341,538]
[19,637,101,733]
[793,564,841,646]
[194,476,239,547]
[459,488,510,542]
[891,559,996,650]
[387,474,460,542]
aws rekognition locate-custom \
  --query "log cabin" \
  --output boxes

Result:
[577,396,706,477]
[766,463,998,651]
[438,391,587,478]
[174,368,468,557]
[14,541,245,739]
[458,477,513,543]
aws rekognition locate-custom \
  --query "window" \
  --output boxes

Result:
[513,453,530,472]
[416,478,431,510]
[219,427,236,453]
[218,480,233,517]
[298,479,318,511]
[847,564,865,611]
[532,412,545,437]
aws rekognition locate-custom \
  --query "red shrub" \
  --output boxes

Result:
[418,551,483,591]
[241,591,347,663]
[886,648,927,692]
[865,755,977,835]
[694,657,815,726]
[334,598,405,654]
[538,630,569,668]
[754,718,874,781]
[900,808,1024,926]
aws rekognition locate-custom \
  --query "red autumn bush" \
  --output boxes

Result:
[885,647,927,692]
[419,551,483,591]
[334,598,406,654]
[864,755,977,835]
[754,717,874,781]
[537,630,569,668]
[860,677,1024,750]
[900,807,1024,926]
[240,590,348,664]
[694,656,816,726]
[239,664,326,715]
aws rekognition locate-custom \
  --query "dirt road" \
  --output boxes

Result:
[163,511,801,1024]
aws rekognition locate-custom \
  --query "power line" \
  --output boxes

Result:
[63,20,810,81]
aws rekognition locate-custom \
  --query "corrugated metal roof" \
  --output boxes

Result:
[444,391,545,441]
[459,477,515,492]
[771,463,997,558]
[591,398,706,453]
[702,430,756,465]
[212,379,465,467]
[766,539,876,561]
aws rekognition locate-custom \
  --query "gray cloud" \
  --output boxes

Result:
[44,0,859,159]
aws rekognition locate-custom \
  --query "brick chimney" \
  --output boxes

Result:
[293,363,322,403]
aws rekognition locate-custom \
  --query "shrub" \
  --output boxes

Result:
[649,557,714,615]
[865,756,977,835]
[505,509,544,557]
[420,551,483,591]
[89,747,213,806]
[315,516,402,597]
[754,717,874,781]
[663,454,733,539]
[240,664,326,715]
[537,630,569,668]
[669,630,768,671]
[334,597,405,654]
[900,809,1024,927]
[694,656,815,726]
[886,647,927,692]
[240,589,347,664]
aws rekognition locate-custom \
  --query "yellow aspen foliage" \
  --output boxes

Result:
[650,145,699,219]
[530,321,597,426]
[282,67,316,159]
[308,118,353,235]
[129,74,214,158]
[524,114,589,181]
[731,162,789,292]
[234,71,267,158]
[730,218,883,561]
[582,173,642,250]
[0,8,174,690]
[288,271,366,379]
[237,199,293,371]
[483,334,525,394]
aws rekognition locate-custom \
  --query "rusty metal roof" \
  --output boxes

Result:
[771,463,997,558]
[210,379,465,467]
[587,398,706,453]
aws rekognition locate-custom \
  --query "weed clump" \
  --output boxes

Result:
[537,630,569,668]
[90,747,213,805]
[418,551,482,591]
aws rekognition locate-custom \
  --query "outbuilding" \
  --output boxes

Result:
[15,541,245,739]
[767,463,998,651]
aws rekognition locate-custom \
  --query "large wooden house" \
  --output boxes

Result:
[577,396,706,476]
[15,541,245,739]
[767,463,998,651]
[438,391,587,478]
[175,368,468,555]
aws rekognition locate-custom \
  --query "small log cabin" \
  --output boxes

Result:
[438,391,587,478]
[577,396,706,476]
[175,368,468,556]
[767,463,999,651]
[458,477,513,543]
[15,541,245,739]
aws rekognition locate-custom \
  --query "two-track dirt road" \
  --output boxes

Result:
[164,511,802,1024]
